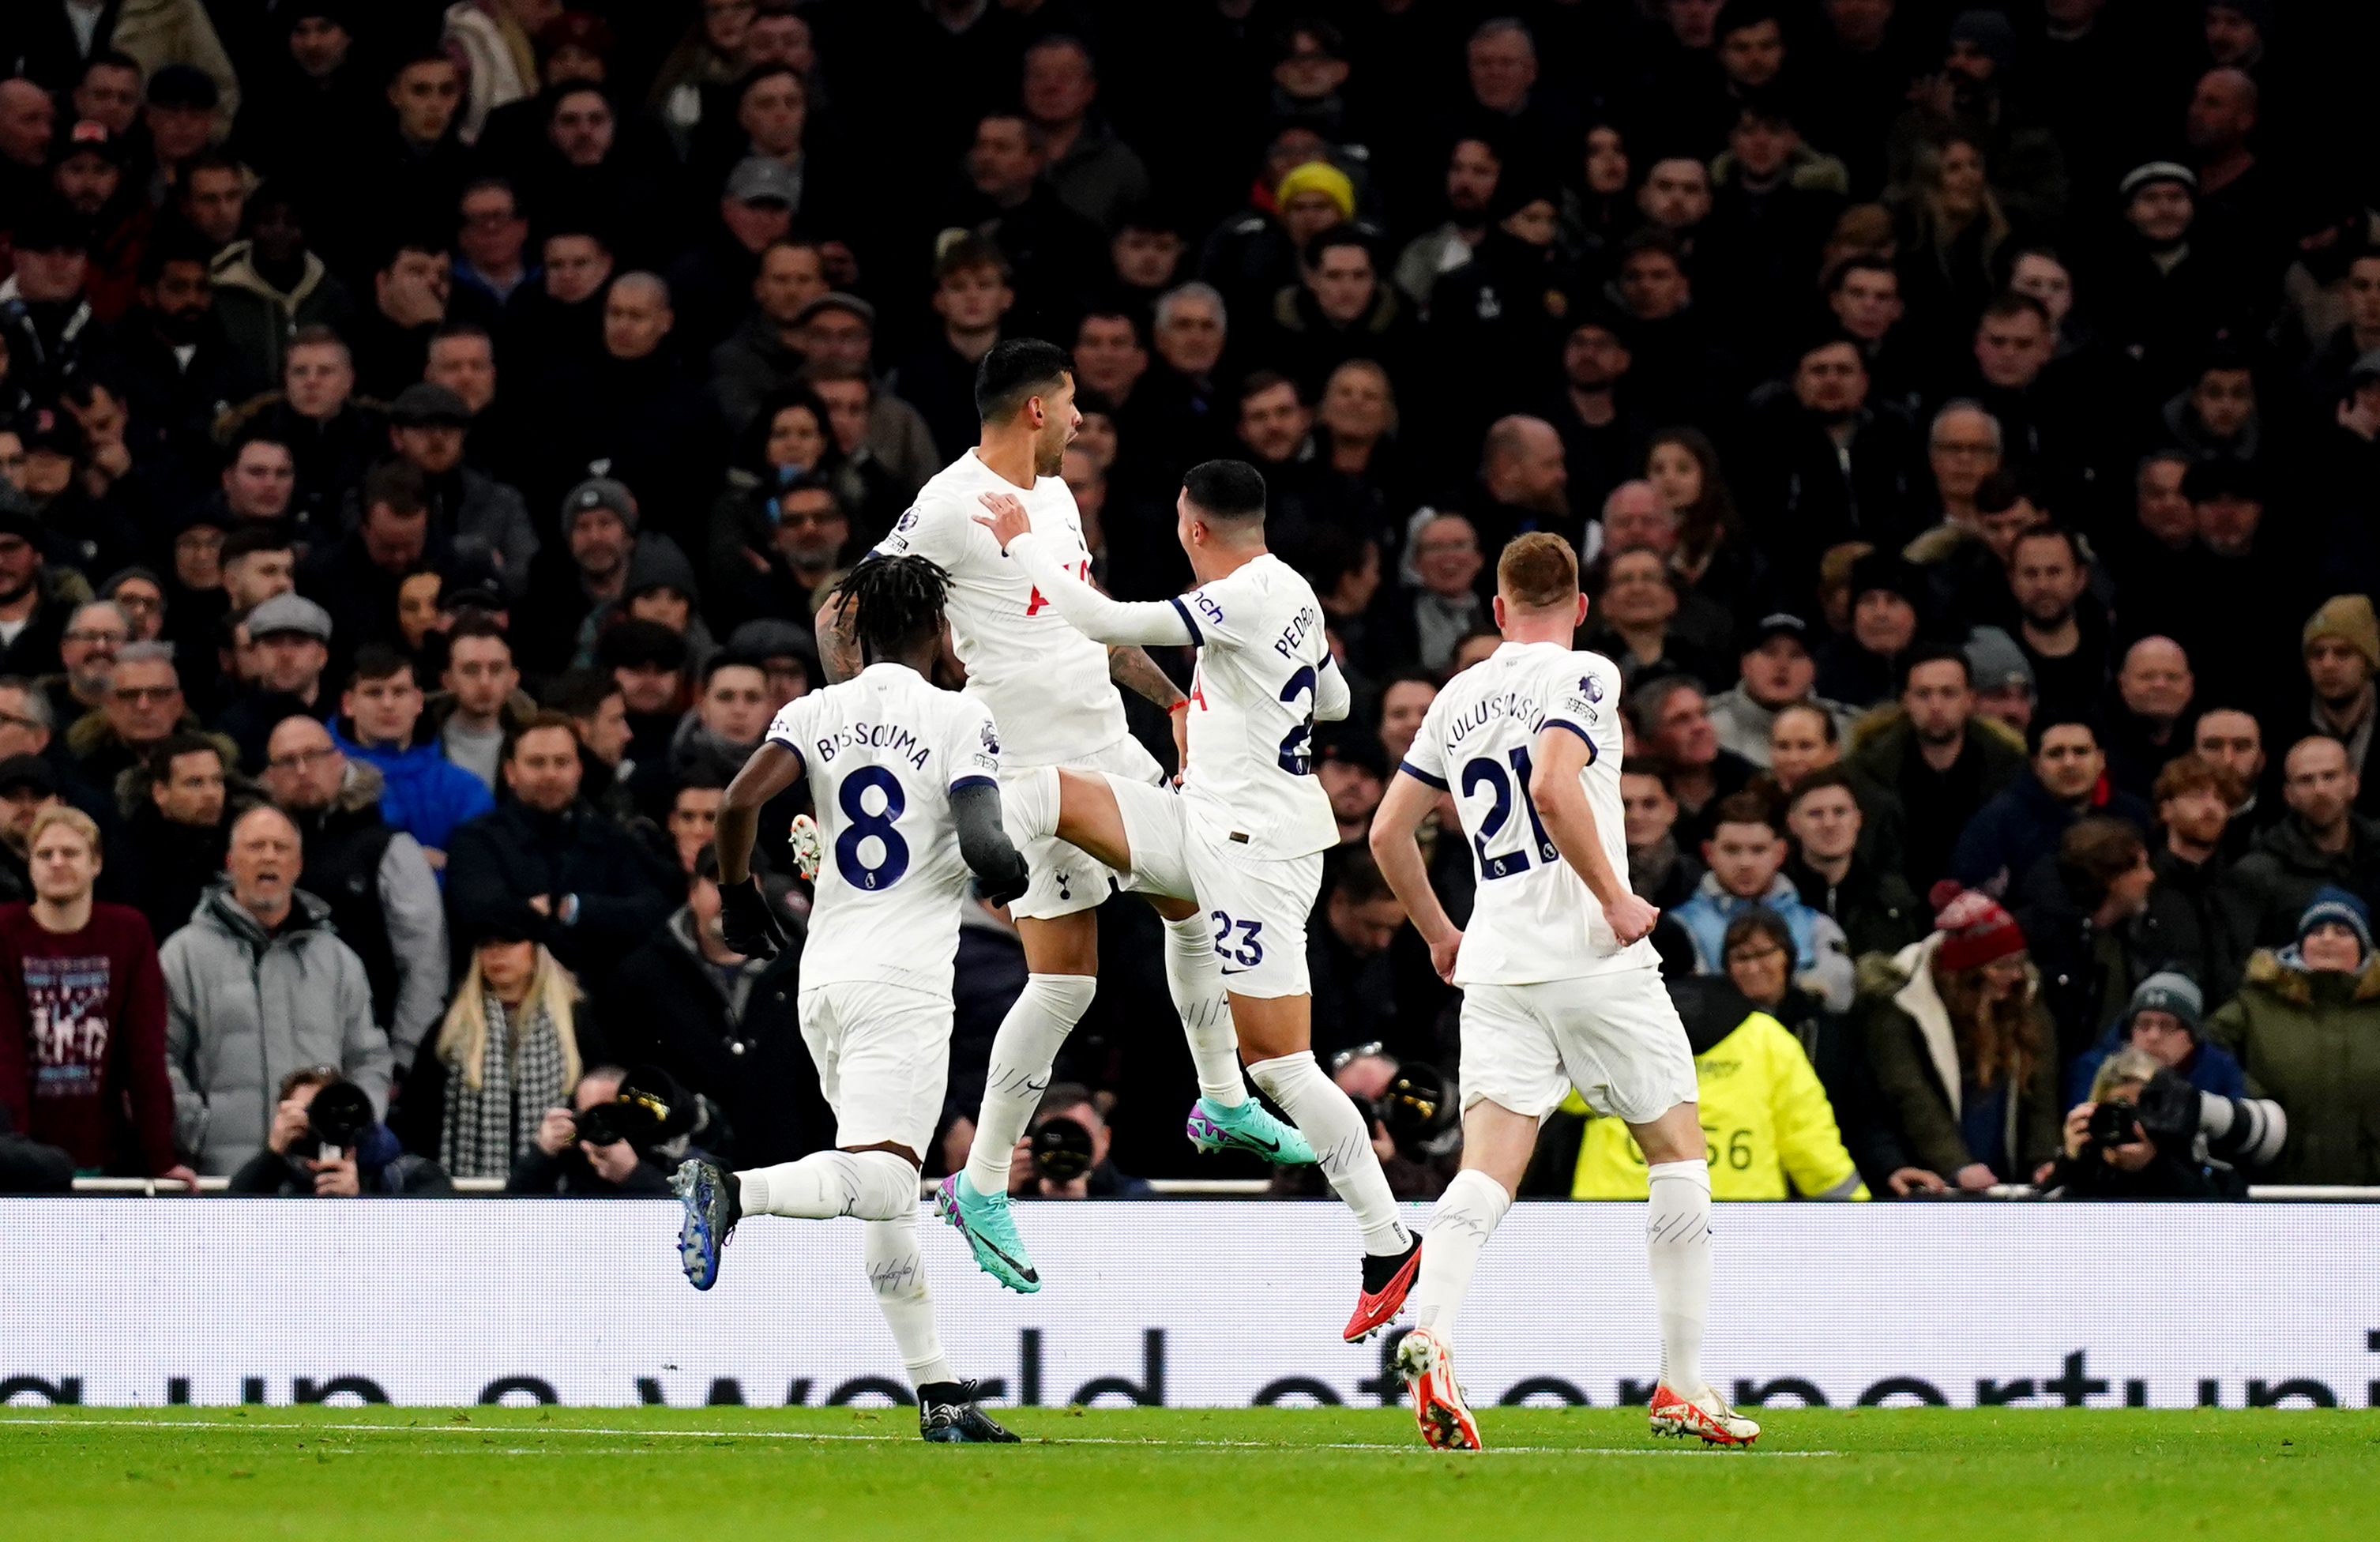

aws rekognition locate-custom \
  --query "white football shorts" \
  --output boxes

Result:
[1005,733,1166,921]
[1459,965,1698,1125]
[1104,773,1321,999]
[797,980,953,1154]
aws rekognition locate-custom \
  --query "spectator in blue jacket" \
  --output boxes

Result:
[330,642,493,872]
[2065,969,2248,1107]
[1949,712,2152,897]
[1673,790,1855,1010]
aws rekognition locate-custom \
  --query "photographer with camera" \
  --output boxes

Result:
[505,1064,708,1197]
[1010,1083,1152,1201]
[227,1066,455,1195]
[1267,1047,1457,1201]
[2064,972,2247,1108]
[2043,1047,2285,1200]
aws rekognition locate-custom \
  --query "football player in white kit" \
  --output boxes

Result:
[675,555,1031,1444]
[818,340,1312,1296]
[1367,533,1760,1450]
[973,459,1423,1341]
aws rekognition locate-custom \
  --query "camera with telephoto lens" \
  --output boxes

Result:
[1030,1116,1096,1183]
[1359,1062,1457,1156]
[294,1080,374,1160]
[572,1066,701,1153]
[2087,1069,2207,1153]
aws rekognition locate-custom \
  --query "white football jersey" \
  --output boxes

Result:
[871,449,1126,767]
[1173,554,1345,859]
[1401,640,1650,986]
[764,662,1001,998]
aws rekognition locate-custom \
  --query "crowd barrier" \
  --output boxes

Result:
[5,1200,2376,1409]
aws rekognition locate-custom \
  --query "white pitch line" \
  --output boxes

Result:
[0,1416,1838,1457]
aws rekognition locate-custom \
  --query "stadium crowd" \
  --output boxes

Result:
[0,0,2374,1203]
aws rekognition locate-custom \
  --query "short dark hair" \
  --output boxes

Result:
[1329,847,1397,908]
[1237,368,1300,406]
[542,668,623,721]
[1826,253,1897,294]
[145,733,225,788]
[1980,291,2050,328]
[220,525,295,564]
[362,461,429,520]
[502,709,581,763]
[347,643,415,690]
[2027,709,2102,758]
[2010,521,2082,566]
[1721,906,1793,961]
[1899,643,1972,691]
[1709,790,1780,837]
[935,233,1010,286]
[1784,763,1859,810]
[1302,223,1374,271]
[138,227,215,288]
[446,613,510,649]
[1619,757,1672,789]
[700,650,765,689]
[1182,460,1266,523]
[974,337,1073,423]
[1773,700,1840,746]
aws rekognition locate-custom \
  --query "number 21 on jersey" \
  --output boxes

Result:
[1460,746,1556,880]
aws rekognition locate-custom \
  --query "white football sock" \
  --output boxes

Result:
[962,972,1097,1196]
[1645,1157,1713,1397]
[864,1211,955,1390]
[1162,912,1246,1106]
[1412,1168,1513,1343]
[737,1149,916,1220]
[1246,1050,1412,1255]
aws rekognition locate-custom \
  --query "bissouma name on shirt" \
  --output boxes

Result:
[812,720,934,771]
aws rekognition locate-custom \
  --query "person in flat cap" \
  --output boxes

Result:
[211,590,334,770]
[665,157,803,353]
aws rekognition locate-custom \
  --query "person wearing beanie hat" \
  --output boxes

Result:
[2062,968,2250,1108]
[2205,882,2380,1183]
[1276,159,1357,228]
[2300,596,2380,813]
[1852,882,2061,1192]
[1812,551,1923,709]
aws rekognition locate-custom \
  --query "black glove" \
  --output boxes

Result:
[719,878,791,960]
[975,848,1032,909]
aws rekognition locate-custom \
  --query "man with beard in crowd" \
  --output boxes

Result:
[114,233,269,503]
[445,711,679,991]
[1847,645,2026,896]
[425,616,527,794]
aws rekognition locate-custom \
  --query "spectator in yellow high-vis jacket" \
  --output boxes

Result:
[1570,968,1870,1201]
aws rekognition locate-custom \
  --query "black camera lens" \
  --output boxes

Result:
[1031,1115,1095,1183]
[305,1080,374,1151]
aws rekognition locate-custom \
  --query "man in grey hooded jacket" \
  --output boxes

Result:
[160,804,388,1175]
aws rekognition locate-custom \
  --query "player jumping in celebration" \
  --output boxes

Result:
[973,460,1422,1339]
[1367,533,1759,1450]
[677,555,1031,1445]
[822,340,1314,1296]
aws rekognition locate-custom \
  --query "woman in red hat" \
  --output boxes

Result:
[1854,884,2062,1191]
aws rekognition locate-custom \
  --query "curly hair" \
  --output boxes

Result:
[830,555,951,664]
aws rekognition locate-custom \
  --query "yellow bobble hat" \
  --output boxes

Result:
[1274,159,1355,220]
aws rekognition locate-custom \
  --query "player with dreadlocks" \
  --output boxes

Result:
[674,553,1032,1445]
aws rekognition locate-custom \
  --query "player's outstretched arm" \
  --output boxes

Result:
[1527,725,1659,946]
[1369,771,1461,983]
[950,780,1032,907]
[717,741,807,957]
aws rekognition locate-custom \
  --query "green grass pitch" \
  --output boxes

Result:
[3,1405,2375,1540]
